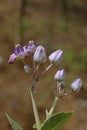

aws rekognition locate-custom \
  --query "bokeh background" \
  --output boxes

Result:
[0,0,87,130]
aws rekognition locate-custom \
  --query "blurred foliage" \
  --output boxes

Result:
[64,49,87,72]
[81,49,87,67]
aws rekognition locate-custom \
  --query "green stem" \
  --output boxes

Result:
[30,89,41,130]
[49,96,59,116]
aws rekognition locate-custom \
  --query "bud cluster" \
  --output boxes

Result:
[8,40,82,96]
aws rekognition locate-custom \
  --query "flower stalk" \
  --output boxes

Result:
[30,89,41,130]
[48,96,59,117]
[38,63,53,77]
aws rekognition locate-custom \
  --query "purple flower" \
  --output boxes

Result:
[24,40,37,55]
[8,44,27,64]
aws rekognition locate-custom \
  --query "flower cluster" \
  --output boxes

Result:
[8,40,82,96]
[8,40,36,64]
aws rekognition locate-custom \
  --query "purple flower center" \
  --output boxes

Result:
[14,44,24,55]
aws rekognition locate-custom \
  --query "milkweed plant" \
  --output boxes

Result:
[6,40,82,130]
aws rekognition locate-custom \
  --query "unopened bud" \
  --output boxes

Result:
[71,78,82,91]
[48,50,63,65]
[57,80,66,94]
[24,64,31,73]
[61,80,66,88]
[54,69,65,81]
[34,45,47,63]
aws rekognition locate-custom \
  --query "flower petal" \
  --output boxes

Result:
[25,41,37,55]
[8,53,16,64]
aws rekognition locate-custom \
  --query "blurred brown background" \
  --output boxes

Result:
[0,0,87,130]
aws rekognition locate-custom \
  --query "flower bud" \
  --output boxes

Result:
[54,69,65,81]
[34,45,47,63]
[71,78,82,91]
[57,80,66,94]
[48,50,63,65]
[61,80,66,88]
[24,64,31,73]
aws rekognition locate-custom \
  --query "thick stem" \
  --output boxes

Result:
[30,89,41,130]
[49,96,59,116]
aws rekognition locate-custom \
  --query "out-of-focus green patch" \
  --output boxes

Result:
[81,49,87,67]
[64,50,76,64]
[64,50,76,71]
[64,49,87,72]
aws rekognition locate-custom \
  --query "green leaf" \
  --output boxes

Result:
[41,112,72,130]
[6,113,23,130]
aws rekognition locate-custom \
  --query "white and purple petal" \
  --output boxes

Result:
[25,41,37,55]
[8,44,27,64]
[8,53,17,64]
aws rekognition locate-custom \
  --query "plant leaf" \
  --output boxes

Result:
[6,113,23,130]
[41,112,72,130]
